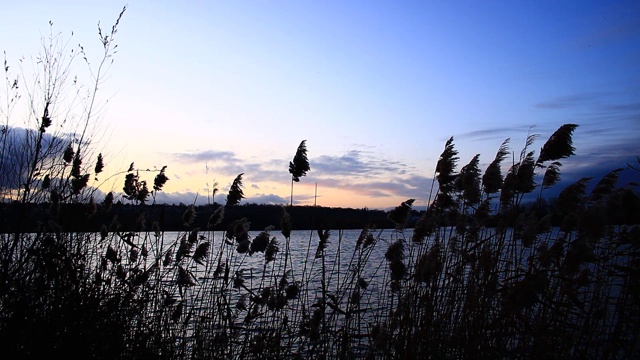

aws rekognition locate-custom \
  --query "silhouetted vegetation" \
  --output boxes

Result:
[1,11,639,360]
[289,140,311,206]
[0,202,394,233]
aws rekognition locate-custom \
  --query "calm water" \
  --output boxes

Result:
[82,226,630,357]
[162,228,413,307]
[157,228,414,355]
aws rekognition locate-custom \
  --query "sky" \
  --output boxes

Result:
[1,1,639,209]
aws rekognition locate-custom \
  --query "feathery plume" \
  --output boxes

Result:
[226,173,245,206]
[590,168,624,202]
[556,177,592,216]
[182,204,196,227]
[289,140,310,182]
[412,207,436,243]
[537,124,578,165]
[388,199,415,230]
[315,229,330,259]
[63,143,74,163]
[265,237,278,262]
[177,266,197,286]
[482,138,510,194]
[515,151,536,194]
[435,136,459,193]
[207,205,224,228]
[542,161,563,189]
[250,227,273,255]
[193,242,210,265]
[456,154,481,205]
[356,225,370,249]
[289,140,310,205]
[175,234,194,264]
[153,165,169,191]
[94,153,104,175]
[385,239,407,281]
[281,206,292,238]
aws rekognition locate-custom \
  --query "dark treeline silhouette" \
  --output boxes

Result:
[3,191,638,234]
[0,202,398,233]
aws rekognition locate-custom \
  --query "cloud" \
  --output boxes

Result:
[171,146,419,185]
[534,91,640,131]
[532,92,640,169]
[312,150,411,178]
[170,149,284,182]
[0,126,70,191]
[578,101,640,125]
[316,173,434,203]
[538,161,640,200]
[151,190,210,206]
[535,92,608,109]
[244,193,288,205]
[172,149,238,163]
[455,126,530,142]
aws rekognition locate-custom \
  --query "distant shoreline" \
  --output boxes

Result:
[0,202,401,233]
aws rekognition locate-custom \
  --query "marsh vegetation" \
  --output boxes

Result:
[1,9,639,359]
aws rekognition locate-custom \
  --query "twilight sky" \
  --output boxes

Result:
[1,1,639,209]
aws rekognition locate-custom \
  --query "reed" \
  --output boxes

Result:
[1,17,638,357]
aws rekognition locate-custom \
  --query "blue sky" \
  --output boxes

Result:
[1,1,639,209]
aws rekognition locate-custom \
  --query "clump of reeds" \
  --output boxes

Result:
[2,116,638,360]
[365,123,640,359]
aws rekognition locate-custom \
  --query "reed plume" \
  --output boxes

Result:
[536,123,578,165]
[315,229,330,259]
[207,205,224,228]
[281,206,292,238]
[250,226,273,255]
[153,165,169,191]
[94,153,104,176]
[289,140,310,206]
[388,199,415,230]
[515,150,536,194]
[226,173,245,206]
[192,242,210,265]
[541,161,562,189]
[482,138,509,194]
[589,168,624,202]
[456,154,481,205]
[435,136,459,193]
[556,177,592,216]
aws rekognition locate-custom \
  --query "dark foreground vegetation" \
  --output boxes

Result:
[1,9,640,359]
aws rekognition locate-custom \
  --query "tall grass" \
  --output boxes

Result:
[1,123,638,359]
[1,16,638,356]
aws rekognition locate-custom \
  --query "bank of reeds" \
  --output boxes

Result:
[1,124,639,359]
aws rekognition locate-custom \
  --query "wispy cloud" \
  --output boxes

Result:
[312,150,411,177]
[0,126,69,190]
[455,126,528,142]
[172,150,238,163]
[355,176,432,200]
[245,193,289,205]
[535,92,612,110]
